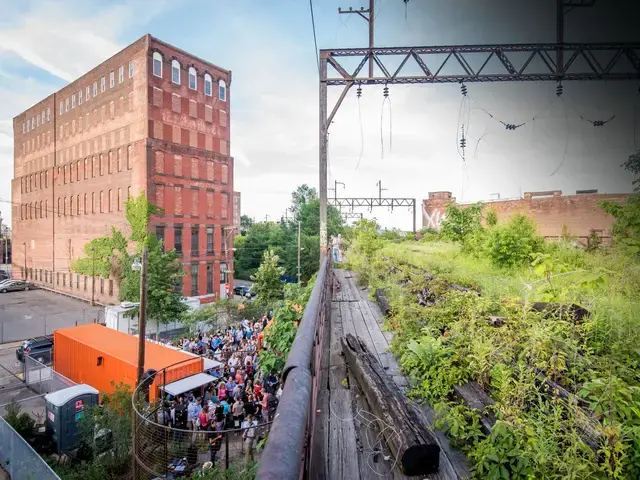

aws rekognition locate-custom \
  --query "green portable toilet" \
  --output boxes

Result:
[45,384,99,454]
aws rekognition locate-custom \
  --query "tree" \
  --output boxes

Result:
[622,151,640,192]
[240,215,254,234]
[290,184,318,220]
[440,203,483,243]
[251,249,285,306]
[72,193,187,328]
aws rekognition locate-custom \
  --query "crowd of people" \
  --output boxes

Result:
[154,313,281,466]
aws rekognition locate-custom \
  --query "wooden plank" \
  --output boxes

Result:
[354,301,391,369]
[340,299,357,339]
[347,301,383,367]
[309,386,330,480]
[328,387,361,480]
[330,303,348,391]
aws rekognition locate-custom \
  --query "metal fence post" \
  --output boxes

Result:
[225,432,230,469]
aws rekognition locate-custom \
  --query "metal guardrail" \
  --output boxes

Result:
[257,257,332,479]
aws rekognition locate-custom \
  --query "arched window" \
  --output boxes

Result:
[153,52,163,78]
[172,59,181,84]
[188,67,197,90]
[219,79,227,101]
[204,74,212,97]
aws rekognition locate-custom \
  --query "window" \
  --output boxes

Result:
[221,229,227,255]
[153,52,162,77]
[156,226,165,246]
[36,115,39,127]
[92,192,95,213]
[191,225,199,256]
[175,225,183,254]
[86,85,91,100]
[110,71,115,88]
[63,274,66,287]
[205,226,214,254]
[127,145,132,169]
[101,76,106,92]
[22,123,25,133]
[108,151,113,173]
[188,67,197,90]
[79,90,83,105]
[119,65,124,83]
[84,276,88,291]
[83,194,87,214]
[93,81,98,96]
[100,278,104,294]
[108,189,113,212]
[57,198,61,217]
[41,111,45,123]
[47,108,51,121]
[100,190,104,212]
[84,158,88,179]
[129,60,135,78]
[72,94,76,109]
[219,79,227,101]
[204,74,212,96]
[171,59,181,84]
[27,121,30,132]
[220,262,229,284]
[100,154,104,176]
[59,101,63,114]
[66,98,70,112]
[76,195,80,215]
[206,264,213,294]
[109,279,113,296]
[117,148,122,171]
[191,264,199,296]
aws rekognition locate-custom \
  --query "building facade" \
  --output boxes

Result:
[232,191,241,230]
[11,34,233,304]
[422,190,630,244]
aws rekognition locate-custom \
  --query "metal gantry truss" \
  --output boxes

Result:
[328,197,417,232]
[340,211,363,221]
[317,0,640,256]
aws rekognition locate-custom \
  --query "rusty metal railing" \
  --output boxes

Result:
[257,257,332,479]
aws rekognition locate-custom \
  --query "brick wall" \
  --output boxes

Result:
[422,190,631,243]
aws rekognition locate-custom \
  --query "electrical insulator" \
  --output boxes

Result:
[356,85,362,98]
[556,82,564,97]
[593,120,604,127]
[383,85,389,98]
[460,137,466,149]
[461,83,468,96]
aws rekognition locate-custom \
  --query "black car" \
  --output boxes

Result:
[16,336,54,364]
[233,284,254,298]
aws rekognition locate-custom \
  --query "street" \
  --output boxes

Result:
[0,289,102,343]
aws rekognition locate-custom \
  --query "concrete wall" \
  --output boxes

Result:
[422,190,631,242]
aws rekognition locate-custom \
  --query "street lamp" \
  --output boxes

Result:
[134,247,148,386]
[131,257,142,271]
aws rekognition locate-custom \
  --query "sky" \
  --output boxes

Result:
[0,0,637,232]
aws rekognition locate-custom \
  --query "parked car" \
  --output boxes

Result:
[233,284,256,298]
[0,271,8,281]
[0,280,35,293]
[16,336,54,364]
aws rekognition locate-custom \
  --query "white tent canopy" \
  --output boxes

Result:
[159,373,218,397]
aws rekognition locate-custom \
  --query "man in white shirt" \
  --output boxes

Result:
[241,414,258,462]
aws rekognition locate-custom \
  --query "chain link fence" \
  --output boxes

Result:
[0,307,103,343]
[23,355,76,396]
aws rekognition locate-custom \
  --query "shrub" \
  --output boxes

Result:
[486,214,544,268]
[485,209,498,227]
[4,401,35,438]
[440,204,483,244]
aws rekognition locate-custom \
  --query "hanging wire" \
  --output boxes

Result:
[308,0,320,75]
[550,95,570,177]
[580,114,616,127]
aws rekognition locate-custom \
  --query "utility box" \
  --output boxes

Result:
[45,384,99,454]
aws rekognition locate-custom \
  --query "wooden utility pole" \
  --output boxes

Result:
[91,246,95,306]
[339,0,375,77]
[297,221,302,283]
[136,246,149,385]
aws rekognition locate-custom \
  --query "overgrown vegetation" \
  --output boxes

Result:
[347,178,640,478]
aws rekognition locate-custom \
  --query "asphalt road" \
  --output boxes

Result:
[0,289,102,343]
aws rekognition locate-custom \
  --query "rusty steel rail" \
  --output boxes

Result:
[257,257,332,479]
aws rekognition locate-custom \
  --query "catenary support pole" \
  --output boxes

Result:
[319,56,329,259]
[91,247,95,306]
[136,246,149,385]
[297,220,302,283]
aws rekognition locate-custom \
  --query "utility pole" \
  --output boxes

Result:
[23,242,26,279]
[376,180,388,201]
[91,247,95,306]
[297,221,302,283]
[339,0,374,78]
[136,246,149,385]
[328,180,345,202]
[265,214,270,222]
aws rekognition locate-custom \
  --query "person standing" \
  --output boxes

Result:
[241,414,257,463]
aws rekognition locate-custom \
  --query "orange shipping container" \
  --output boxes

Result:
[54,324,203,402]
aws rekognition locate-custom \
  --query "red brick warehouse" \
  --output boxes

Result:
[11,34,234,304]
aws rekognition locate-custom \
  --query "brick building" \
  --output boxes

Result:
[11,34,234,304]
[422,190,630,243]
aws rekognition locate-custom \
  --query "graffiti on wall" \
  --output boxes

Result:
[423,206,446,230]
